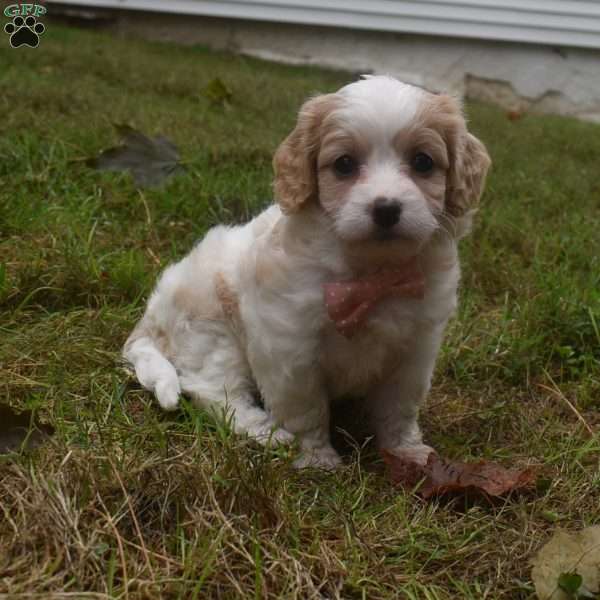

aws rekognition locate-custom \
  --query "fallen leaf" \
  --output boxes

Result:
[382,449,536,499]
[87,124,184,188]
[507,109,523,121]
[542,510,564,524]
[202,77,233,106]
[532,527,600,600]
[0,403,54,454]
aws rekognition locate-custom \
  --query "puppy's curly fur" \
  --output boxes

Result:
[124,76,490,468]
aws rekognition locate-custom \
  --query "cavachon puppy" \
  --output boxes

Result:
[124,76,491,468]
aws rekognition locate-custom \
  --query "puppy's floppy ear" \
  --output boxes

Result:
[273,94,337,214]
[446,127,491,217]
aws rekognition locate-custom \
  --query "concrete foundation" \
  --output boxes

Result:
[53,7,600,121]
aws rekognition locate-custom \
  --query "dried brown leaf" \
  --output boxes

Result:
[87,124,184,188]
[382,449,536,499]
[0,403,54,454]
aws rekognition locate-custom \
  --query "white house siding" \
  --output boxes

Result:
[48,0,600,49]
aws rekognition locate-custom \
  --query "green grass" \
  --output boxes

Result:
[1,24,599,599]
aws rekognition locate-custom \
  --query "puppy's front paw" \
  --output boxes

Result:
[386,443,435,467]
[154,377,181,411]
[293,445,342,470]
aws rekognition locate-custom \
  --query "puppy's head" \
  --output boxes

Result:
[273,76,490,251]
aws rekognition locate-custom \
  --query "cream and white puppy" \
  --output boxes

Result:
[124,76,490,468]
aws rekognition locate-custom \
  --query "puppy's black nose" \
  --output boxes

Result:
[373,197,402,229]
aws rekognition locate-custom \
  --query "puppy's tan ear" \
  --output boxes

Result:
[273,94,337,215]
[446,130,491,217]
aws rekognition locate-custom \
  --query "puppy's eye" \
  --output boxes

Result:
[412,152,434,174]
[333,155,358,177]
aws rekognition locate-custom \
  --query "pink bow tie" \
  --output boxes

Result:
[324,257,425,338]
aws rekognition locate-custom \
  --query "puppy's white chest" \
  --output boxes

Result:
[320,298,419,398]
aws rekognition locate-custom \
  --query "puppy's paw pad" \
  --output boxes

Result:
[294,446,342,470]
[155,379,181,411]
[386,443,435,467]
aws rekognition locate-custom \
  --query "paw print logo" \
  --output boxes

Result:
[4,15,45,48]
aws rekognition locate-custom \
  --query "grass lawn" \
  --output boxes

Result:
[1,24,599,599]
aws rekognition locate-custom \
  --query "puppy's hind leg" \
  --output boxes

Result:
[178,332,293,445]
[180,376,294,445]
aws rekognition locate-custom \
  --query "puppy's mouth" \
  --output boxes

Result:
[373,229,402,242]
[339,228,417,245]
[371,226,422,244]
